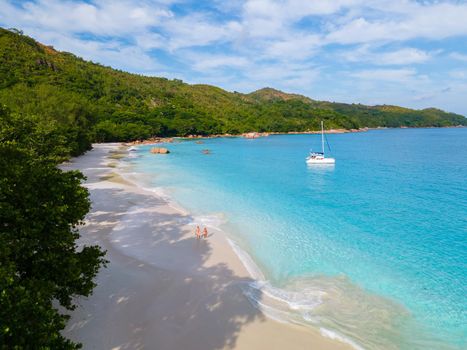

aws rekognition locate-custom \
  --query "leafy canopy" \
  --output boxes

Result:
[0,27,465,149]
[0,106,107,349]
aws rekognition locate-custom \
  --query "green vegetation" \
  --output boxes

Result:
[0,26,465,348]
[0,107,107,349]
[0,27,465,151]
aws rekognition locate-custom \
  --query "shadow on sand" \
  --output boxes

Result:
[64,184,265,350]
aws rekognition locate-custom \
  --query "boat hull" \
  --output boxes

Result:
[306,157,335,165]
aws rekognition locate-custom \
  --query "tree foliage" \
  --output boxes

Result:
[0,27,465,149]
[0,106,107,349]
[0,26,465,349]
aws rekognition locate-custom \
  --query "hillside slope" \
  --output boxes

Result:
[0,27,465,150]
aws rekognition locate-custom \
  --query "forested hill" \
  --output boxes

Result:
[1,27,465,155]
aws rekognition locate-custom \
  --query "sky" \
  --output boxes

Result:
[1,0,467,116]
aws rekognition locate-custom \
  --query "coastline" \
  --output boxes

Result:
[126,125,466,145]
[62,143,352,350]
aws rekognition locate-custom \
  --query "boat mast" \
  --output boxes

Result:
[321,120,325,156]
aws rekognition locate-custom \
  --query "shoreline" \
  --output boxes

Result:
[126,125,466,145]
[62,143,352,350]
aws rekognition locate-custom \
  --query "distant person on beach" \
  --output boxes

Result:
[195,225,201,239]
[203,227,208,239]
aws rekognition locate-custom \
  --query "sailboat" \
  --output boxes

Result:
[306,121,335,165]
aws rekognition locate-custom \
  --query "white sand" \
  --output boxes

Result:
[62,143,352,350]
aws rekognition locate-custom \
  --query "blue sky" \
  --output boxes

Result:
[1,0,467,115]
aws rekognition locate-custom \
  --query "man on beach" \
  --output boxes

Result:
[195,225,201,239]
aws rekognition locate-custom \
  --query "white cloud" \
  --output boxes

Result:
[377,48,431,65]
[342,46,431,65]
[135,33,167,50]
[264,34,321,61]
[449,70,467,80]
[0,0,174,72]
[0,0,466,115]
[246,62,321,90]
[189,53,250,71]
[188,59,321,93]
[350,68,419,83]
[325,2,467,44]
[163,15,242,50]
[0,0,173,36]
[239,0,362,40]
[449,52,467,62]
[243,0,362,24]
[20,27,164,73]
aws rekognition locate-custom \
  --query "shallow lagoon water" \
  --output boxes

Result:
[127,128,466,349]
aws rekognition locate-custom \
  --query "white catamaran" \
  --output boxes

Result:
[306,121,335,165]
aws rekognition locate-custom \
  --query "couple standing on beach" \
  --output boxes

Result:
[195,225,208,239]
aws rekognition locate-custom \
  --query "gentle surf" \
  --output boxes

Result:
[123,128,467,350]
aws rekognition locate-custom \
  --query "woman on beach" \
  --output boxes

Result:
[203,227,208,239]
[195,226,201,239]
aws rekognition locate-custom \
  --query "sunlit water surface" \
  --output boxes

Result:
[125,128,467,350]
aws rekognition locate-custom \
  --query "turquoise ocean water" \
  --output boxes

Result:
[126,128,466,349]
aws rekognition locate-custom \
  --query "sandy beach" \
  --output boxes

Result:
[62,143,351,350]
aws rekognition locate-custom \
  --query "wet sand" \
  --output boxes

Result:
[62,143,351,350]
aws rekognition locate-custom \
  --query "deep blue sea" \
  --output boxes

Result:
[127,128,466,350]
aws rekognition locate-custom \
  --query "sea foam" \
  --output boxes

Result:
[118,132,467,350]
